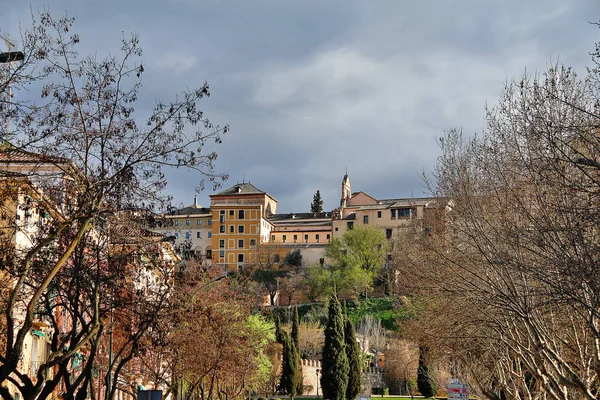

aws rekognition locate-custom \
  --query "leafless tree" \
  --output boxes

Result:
[398,44,600,399]
[0,10,227,400]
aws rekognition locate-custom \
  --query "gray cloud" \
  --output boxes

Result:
[3,0,599,212]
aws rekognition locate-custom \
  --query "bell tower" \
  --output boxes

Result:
[340,169,351,208]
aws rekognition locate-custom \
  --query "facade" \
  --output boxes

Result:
[268,212,332,245]
[209,182,277,269]
[0,149,71,400]
[151,196,213,261]
[333,173,440,240]
[151,173,440,270]
[0,148,179,400]
[266,212,333,267]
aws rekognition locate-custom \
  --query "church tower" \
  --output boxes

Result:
[340,170,351,208]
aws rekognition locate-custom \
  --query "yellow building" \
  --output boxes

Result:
[266,212,333,266]
[209,182,277,269]
[268,212,332,245]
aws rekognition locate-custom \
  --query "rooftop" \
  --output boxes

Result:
[165,205,212,216]
[211,182,267,197]
[0,147,70,164]
[268,212,331,221]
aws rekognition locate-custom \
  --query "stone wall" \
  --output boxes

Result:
[301,358,322,395]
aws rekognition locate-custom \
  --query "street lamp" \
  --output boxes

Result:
[316,368,321,397]
[0,34,24,137]
[0,34,23,64]
[0,51,24,63]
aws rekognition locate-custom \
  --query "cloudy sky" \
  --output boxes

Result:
[3,1,600,212]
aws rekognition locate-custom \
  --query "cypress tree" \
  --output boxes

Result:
[417,345,437,398]
[321,294,349,400]
[344,317,362,400]
[311,190,324,213]
[278,331,298,397]
[292,306,304,395]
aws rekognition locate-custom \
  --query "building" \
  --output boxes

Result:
[209,182,277,269]
[266,212,332,266]
[333,172,440,240]
[150,196,213,261]
[0,148,74,400]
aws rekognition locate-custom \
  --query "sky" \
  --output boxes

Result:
[3,1,600,213]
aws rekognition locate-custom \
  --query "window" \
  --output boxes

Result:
[196,232,201,239]
[186,219,190,226]
[238,239,244,248]
[294,234,297,243]
[304,234,308,243]
[347,221,354,230]
[219,239,225,248]
[219,250,224,257]
[363,215,369,224]
[271,235,275,241]
[391,209,396,219]
[208,232,212,238]
[219,225,225,233]
[386,229,392,239]
[238,210,245,219]
[186,232,191,239]
[175,220,180,226]
[316,234,320,243]
[335,227,339,232]
[229,210,234,216]
[283,235,287,243]
[327,234,330,241]
[206,249,212,259]
[238,225,244,233]
[250,239,257,248]
[238,253,244,263]
[230,225,234,233]
[220,210,226,215]
[197,219,202,225]
[398,208,411,217]
[208,219,212,225]
[219,215,225,223]
[273,254,280,263]
[377,211,382,218]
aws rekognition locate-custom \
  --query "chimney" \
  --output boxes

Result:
[194,195,198,207]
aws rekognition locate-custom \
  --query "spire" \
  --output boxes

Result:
[341,170,351,208]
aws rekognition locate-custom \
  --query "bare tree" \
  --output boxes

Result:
[398,49,600,399]
[0,10,227,400]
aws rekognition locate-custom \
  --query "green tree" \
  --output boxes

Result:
[310,190,324,213]
[321,294,349,400]
[277,330,298,397]
[284,249,303,267]
[292,306,304,395]
[308,226,388,299]
[326,225,388,273]
[344,317,362,400]
[417,345,437,398]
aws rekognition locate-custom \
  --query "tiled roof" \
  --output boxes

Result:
[166,205,212,216]
[271,220,332,227]
[0,148,70,164]
[268,212,331,221]
[110,225,164,244]
[211,182,266,196]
